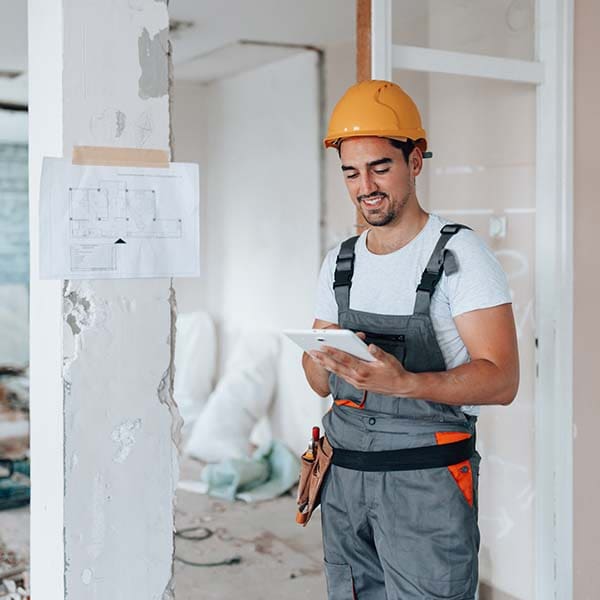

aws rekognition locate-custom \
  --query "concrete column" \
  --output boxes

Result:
[28,1,180,598]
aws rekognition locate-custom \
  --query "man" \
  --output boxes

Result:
[302,80,519,600]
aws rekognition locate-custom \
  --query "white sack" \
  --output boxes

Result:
[185,329,280,462]
[174,311,217,426]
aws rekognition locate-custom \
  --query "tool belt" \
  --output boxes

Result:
[295,433,474,525]
[296,435,333,526]
[331,435,475,472]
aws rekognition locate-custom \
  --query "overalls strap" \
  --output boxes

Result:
[333,235,359,314]
[413,224,472,315]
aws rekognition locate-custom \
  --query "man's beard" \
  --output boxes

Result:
[359,192,408,227]
[362,205,397,227]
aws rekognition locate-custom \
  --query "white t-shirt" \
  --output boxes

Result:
[314,213,512,416]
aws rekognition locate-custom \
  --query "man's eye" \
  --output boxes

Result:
[374,168,390,175]
[346,173,359,179]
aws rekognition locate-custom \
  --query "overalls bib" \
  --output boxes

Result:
[320,224,480,600]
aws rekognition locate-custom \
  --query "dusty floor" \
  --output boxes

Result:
[0,456,326,599]
[0,378,31,598]
[174,457,327,600]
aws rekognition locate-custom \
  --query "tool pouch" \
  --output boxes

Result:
[295,435,333,526]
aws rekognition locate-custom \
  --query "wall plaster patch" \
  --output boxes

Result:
[135,109,154,146]
[157,283,181,600]
[63,282,99,386]
[111,419,142,463]
[64,285,95,336]
[81,568,93,585]
[88,474,107,560]
[157,282,183,449]
[116,110,127,137]
[90,108,128,144]
[138,27,169,99]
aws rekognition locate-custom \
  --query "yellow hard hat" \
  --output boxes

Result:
[324,80,430,156]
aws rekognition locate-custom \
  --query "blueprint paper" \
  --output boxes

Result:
[39,158,200,279]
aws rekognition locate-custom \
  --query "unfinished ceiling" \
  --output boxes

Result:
[168,0,355,82]
[0,0,534,98]
[1,0,356,100]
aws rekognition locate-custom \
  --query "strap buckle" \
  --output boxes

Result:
[416,269,442,295]
[440,224,462,235]
[333,256,354,288]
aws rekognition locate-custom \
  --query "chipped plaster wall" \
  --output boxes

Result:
[63,280,180,599]
[30,1,180,598]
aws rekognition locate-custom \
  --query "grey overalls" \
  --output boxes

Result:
[321,224,480,600]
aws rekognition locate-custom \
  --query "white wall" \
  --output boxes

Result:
[323,42,357,250]
[171,80,207,314]
[173,42,360,306]
[173,51,328,453]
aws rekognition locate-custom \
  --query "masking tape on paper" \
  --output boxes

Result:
[72,146,169,168]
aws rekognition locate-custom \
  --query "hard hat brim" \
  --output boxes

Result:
[324,132,427,152]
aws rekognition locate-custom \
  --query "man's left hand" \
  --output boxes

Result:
[309,340,414,397]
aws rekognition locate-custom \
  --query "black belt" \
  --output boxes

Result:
[331,436,474,472]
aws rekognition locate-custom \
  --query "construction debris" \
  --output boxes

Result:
[0,540,28,600]
[0,366,30,512]
[0,367,29,416]
[0,572,30,600]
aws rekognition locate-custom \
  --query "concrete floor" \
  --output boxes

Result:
[0,456,327,599]
[0,417,30,596]
[174,457,327,600]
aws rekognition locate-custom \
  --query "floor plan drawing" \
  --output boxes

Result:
[70,243,117,272]
[69,181,183,241]
[40,159,200,279]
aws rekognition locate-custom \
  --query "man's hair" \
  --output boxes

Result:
[388,138,415,163]
[337,138,416,163]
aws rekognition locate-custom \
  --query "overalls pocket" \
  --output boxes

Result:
[361,331,407,364]
[435,431,476,509]
[324,560,356,600]
[330,372,365,408]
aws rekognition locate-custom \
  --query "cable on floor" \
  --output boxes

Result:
[174,525,242,568]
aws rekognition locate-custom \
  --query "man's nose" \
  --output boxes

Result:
[359,173,378,197]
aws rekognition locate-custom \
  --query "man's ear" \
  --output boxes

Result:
[410,146,423,176]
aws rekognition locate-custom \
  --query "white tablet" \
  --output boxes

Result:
[284,329,376,362]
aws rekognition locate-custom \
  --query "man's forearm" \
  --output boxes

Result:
[403,358,518,407]
[302,352,331,397]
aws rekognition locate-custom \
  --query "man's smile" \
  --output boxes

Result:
[360,193,387,209]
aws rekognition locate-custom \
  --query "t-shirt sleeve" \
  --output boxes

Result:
[314,247,339,324]
[442,230,512,318]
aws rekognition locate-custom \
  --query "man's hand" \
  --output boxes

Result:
[307,304,519,407]
[309,341,414,397]
[301,319,340,397]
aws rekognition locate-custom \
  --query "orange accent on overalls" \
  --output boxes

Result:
[334,390,368,409]
[435,431,474,507]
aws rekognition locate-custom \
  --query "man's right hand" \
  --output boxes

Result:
[301,319,339,397]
